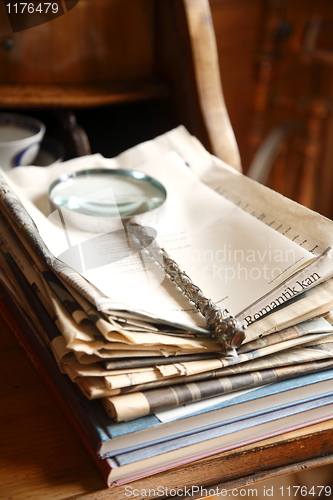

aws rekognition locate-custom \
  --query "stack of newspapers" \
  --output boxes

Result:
[2,126,333,486]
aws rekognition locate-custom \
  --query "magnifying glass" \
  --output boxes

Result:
[49,168,246,350]
[49,169,167,219]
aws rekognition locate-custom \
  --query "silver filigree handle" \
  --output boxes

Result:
[127,222,246,350]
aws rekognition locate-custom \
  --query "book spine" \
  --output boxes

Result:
[0,282,113,485]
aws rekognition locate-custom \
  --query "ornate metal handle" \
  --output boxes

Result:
[127,222,246,350]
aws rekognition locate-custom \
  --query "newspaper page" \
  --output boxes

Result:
[3,151,316,335]
[5,126,333,341]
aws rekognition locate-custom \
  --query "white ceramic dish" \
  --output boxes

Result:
[0,113,46,170]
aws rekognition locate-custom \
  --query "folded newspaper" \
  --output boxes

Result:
[1,126,333,421]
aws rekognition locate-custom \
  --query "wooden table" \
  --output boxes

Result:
[2,316,333,500]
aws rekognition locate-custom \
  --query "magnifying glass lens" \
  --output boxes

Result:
[49,169,166,218]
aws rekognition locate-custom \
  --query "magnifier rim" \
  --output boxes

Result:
[48,168,167,218]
